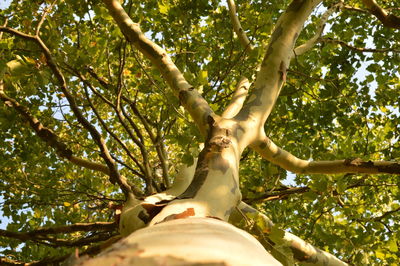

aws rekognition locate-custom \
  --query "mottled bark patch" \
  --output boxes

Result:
[236,85,264,121]
[262,24,283,65]
[344,158,371,167]
[344,158,400,174]
[232,124,244,139]
[279,61,287,82]
[290,241,321,263]
[224,207,235,218]
[160,208,195,223]
[179,116,233,198]
[258,137,271,150]
[209,153,230,174]
[262,47,274,67]
[259,142,267,149]
[178,147,209,199]
[137,38,160,60]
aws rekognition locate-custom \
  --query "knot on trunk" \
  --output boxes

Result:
[208,135,231,152]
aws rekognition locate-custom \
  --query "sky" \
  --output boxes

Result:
[0,0,11,10]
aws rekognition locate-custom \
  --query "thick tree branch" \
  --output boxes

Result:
[222,77,250,118]
[230,202,348,266]
[227,0,253,52]
[294,2,342,56]
[361,0,400,29]
[102,0,214,136]
[0,222,116,239]
[0,81,102,176]
[0,26,37,41]
[0,82,72,160]
[251,135,400,175]
[236,0,322,149]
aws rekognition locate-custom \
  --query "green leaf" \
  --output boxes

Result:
[198,70,208,85]
[158,2,169,15]
[269,226,285,245]
[388,239,398,252]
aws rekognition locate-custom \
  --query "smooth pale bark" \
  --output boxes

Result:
[236,0,322,150]
[222,77,251,119]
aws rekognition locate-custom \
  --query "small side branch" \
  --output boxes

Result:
[69,156,109,175]
[227,0,253,51]
[246,186,311,203]
[0,83,72,160]
[294,2,342,56]
[0,82,110,176]
[0,235,121,265]
[0,82,144,197]
[0,27,132,197]
[222,77,250,118]
[35,0,57,36]
[102,0,213,136]
[251,136,400,175]
[319,37,400,53]
[362,0,400,29]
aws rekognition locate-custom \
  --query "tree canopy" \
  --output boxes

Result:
[0,0,399,265]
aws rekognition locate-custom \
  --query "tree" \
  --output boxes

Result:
[0,0,399,264]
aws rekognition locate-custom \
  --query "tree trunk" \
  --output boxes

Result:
[75,218,281,266]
